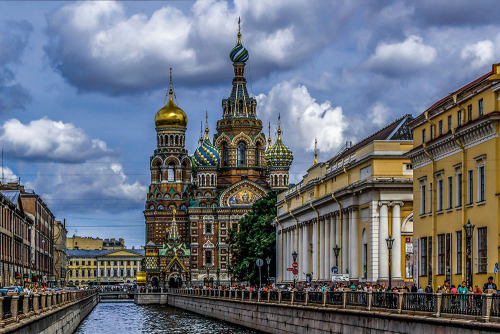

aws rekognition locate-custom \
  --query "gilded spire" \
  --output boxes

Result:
[168,208,180,240]
[199,121,203,144]
[205,111,209,140]
[268,121,272,148]
[312,137,318,166]
[168,67,175,98]
[237,17,241,45]
[277,113,282,140]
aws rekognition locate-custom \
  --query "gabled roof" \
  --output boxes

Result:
[327,114,413,165]
[0,190,20,206]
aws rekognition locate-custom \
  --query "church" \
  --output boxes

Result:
[143,22,294,287]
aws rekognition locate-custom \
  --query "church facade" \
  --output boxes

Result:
[143,25,293,287]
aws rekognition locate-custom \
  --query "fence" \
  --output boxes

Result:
[0,289,98,327]
[164,289,500,322]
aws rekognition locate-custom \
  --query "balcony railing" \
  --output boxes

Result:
[159,289,500,323]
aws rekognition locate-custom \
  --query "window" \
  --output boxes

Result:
[447,176,453,209]
[437,234,445,275]
[456,231,462,274]
[222,143,229,166]
[420,183,426,215]
[467,170,474,204]
[477,165,485,202]
[238,142,246,166]
[422,129,426,143]
[477,227,487,273]
[437,178,443,212]
[467,105,472,122]
[438,120,443,135]
[205,251,212,264]
[420,237,427,276]
[430,125,434,140]
[447,115,452,132]
[457,110,462,126]
[167,164,175,181]
[360,165,372,180]
[478,99,483,116]
[205,223,212,234]
[255,144,260,166]
[456,172,462,207]
[429,182,433,213]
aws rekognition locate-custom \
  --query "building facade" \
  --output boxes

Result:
[67,236,125,250]
[143,24,293,287]
[407,62,500,290]
[275,115,414,287]
[67,249,144,286]
[54,220,68,286]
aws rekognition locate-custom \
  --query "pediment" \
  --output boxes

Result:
[103,250,141,257]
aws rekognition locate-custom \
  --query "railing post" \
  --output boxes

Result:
[342,290,347,308]
[33,294,40,314]
[0,297,4,324]
[249,290,253,300]
[41,293,47,311]
[434,293,442,318]
[241,290,244,301]
[23,294,29,316]
[291,291,295,305]
[305,291,309,306]
[482,294,493,322]
[366,292,372,311]
[11,296,19,321]
[323,291,327,307]
[257,290,261,302]
[278,291,282,304]
[397,292,403,314]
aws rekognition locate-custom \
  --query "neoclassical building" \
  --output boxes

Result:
[143,23,293,287]
[275,115,414,286]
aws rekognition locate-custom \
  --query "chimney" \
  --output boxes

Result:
[119,238,125,246]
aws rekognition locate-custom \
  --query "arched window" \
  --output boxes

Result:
[238,100,244,114]
[222,142,229,166]
[201,175,205,187]
[255,144,260,166]
[167,163,175,181]
[170,135,173,145]
[238,142,246,166]
[274,175,278,186]
[211,175,215,186]
[155,161,162,182]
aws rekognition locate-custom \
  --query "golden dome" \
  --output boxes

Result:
[154,89,187,128]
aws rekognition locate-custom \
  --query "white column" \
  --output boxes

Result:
[319,218,325,279]
[324,217,330,279]
[123,260,127,278]
[277,230,281,282]
[379,202,389,280]
[335,214,341,264]
[303,223,309,276]
[342,211,349,274]
[349,207,359,280]
[97,261,100,278]
[283,231,288,281]
[104,261,107,277]
[298,225,303,281]
[330,215,336,269]
[392,202,402,280]
[369,201,380,282]
[117,261,120,279]
[111,261,114,278]
[312,220,318,280]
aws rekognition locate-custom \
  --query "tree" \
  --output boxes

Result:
[228,191,277,286]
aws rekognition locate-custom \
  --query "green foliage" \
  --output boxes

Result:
[227,191,277,286]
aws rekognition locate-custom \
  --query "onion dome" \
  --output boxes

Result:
[193,115,220,166]
[229,18,249,63]
[265,116,293,168]
[155,89,188,128]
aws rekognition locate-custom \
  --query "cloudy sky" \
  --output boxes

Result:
[1,0,498,247]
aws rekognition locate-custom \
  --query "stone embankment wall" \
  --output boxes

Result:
[0,290,99,334]
[135,292,500,334]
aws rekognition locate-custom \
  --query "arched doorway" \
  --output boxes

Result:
[203,276,214,288]
[168,273,183,288]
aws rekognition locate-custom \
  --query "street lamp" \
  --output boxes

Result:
[464,220,475,288]
[216,268,220,288]
[292,251,297,288]
[265,256,271,286]
[245,261,249,286]
[333,245,341,267]
[386,237,394,290]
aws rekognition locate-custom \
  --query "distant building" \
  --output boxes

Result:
[67,236,125,250]
[54,220,68,286]
[67,249,144,287]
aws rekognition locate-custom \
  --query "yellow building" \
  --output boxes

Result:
[67,236,125,250]
[276,115,414,286]
[407,62,500,291]
[67,249,144,286]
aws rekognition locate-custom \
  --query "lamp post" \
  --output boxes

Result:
[333,245,341,267]
[292,251,297,288]
[206,268,210,287]
[266,256,271,286]
[386,237,394,290]
[464,220,475,288]
[245,261,249,286]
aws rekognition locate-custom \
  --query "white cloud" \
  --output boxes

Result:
[257,80,347,153]
[366,35,437,74]
[0,118,112,162]
[369,102,391,127]
[0,166,19,184]
[461,40,495,70]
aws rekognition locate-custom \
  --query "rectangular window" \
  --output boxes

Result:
[438,120,443,135]
[206,250,212,264]
[468,170,474,204]
[478,99,483,116]
[456,231,462,274]
[437,178,443,212]
[478,165,485,202]
[477,227,487,273]
[422,129,426,143]
[456,172,462,207]
[420,237,427,276]
[447,176,453,209]
[429,182,433,213]
[420,183,426,215]
[457,109,462,126]
[360,165,372,180]
[467,105,472,122]
[430,125,434,140]
[448,115,452,132]
[437,234,445,275]
[205,223,212,234]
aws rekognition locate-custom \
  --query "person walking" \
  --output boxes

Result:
[457,281,468,311]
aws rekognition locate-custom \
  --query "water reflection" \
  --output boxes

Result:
[74,302,256,334]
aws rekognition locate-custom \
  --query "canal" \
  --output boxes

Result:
[74,301,257,334]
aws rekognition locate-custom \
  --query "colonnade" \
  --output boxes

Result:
[278,201,403,284]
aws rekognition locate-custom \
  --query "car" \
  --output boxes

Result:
[276,283,288,290]
[0,286,23,295]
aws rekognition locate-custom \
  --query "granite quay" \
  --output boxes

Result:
[0,289,98,334]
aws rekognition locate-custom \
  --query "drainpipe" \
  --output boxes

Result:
[424,111,436,291]
[331,190,343,274]
[289,208,300,281]
[275,218,284,282]
[309,202,320,281]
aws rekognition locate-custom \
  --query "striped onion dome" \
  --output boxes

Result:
[194,138,220,167]
[229,20,249,63]
[265,126,293,168]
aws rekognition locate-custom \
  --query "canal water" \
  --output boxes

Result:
[74,301,257,334]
